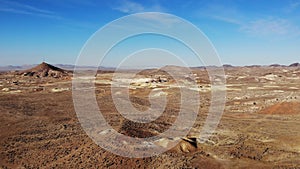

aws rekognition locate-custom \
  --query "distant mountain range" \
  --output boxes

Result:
[0,62,299,71]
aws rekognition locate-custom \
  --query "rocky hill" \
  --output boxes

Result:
[21,62,70,78]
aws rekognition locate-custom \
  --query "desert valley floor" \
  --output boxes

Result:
[0,63,300,168]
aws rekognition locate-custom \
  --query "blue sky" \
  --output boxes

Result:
[0,0,300,66]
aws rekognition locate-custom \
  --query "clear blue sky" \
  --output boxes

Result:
[0,0,300,66]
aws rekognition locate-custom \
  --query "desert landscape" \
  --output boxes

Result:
[0,62,299,168]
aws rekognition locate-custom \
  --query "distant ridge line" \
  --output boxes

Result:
[0,62,299,71]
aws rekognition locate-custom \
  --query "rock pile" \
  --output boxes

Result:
[146,76,168,83]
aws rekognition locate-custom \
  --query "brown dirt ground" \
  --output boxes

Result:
[0,66,300,168]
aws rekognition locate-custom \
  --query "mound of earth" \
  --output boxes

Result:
[21,62,69,78]
[259,102,300,115]
[223,64,234,68]
[289,62,300,67]
[269,64,283,67]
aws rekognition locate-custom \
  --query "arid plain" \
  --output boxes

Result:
[0,62,300,168]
